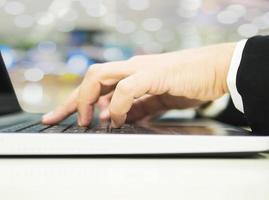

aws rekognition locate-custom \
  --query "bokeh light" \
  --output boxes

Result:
[4,1,25,15]
[237,23,259,37]
[0,0,6,8]
[66,54,90,75]
[22,83,43,105]
[103,47,125,61]
[14,14,34,28]
[86,4,107,18]
[116,20,136,34]
[127,0,150,11]
[143,18,163,32]
[24,68,44,82]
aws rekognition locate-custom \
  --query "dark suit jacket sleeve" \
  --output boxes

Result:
[236,35,269,135]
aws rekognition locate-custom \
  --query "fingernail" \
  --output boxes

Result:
[42,111,54,121]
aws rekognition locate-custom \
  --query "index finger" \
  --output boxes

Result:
[42,88,79,124]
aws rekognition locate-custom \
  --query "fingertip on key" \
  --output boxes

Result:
[42,111,54,124]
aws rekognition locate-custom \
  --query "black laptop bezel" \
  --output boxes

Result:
[0,51,22,115]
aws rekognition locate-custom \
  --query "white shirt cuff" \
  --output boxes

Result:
[227,39,247,113]
[197,94,230,117]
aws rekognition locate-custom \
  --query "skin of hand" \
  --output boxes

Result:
[42,43,236,128]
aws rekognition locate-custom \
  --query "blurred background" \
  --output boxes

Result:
[0,0,268,113]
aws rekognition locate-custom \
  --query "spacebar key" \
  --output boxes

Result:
[42,125,70,133]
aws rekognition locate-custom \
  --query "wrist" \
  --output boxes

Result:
[215,43,236,95]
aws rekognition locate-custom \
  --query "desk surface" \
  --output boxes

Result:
[0,154,268,200]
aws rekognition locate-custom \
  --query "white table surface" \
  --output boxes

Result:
[0,154,268,200]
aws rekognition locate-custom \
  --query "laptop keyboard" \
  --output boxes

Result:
[0,120,149,134]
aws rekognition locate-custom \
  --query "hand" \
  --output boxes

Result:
[42,43,235,128]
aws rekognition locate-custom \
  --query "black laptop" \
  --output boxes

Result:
[0,53,268,156]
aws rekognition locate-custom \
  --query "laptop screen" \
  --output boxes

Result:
[0,52,21,115]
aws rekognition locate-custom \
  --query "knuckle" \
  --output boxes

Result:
[116,80,132,95]
[89,64,101,71]
[86,64,103,77]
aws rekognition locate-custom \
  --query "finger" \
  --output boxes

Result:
[93,61,136,86]
[42,88,79,125]
[97,92,113,112]
[126,95,167,122]
[97,92,113,121]
[99,108,110,121]
[107,94,164,123]
[77,61,135,126]
[109,73,152,128]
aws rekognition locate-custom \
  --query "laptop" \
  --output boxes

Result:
[0,53,268,156]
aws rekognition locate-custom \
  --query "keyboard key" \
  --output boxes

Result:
[42,125,71,133]
[64,126,87,133]
[20,124,51,133]
[0,119,151,134]
[0,121,39,132]
[86,121,110,133]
